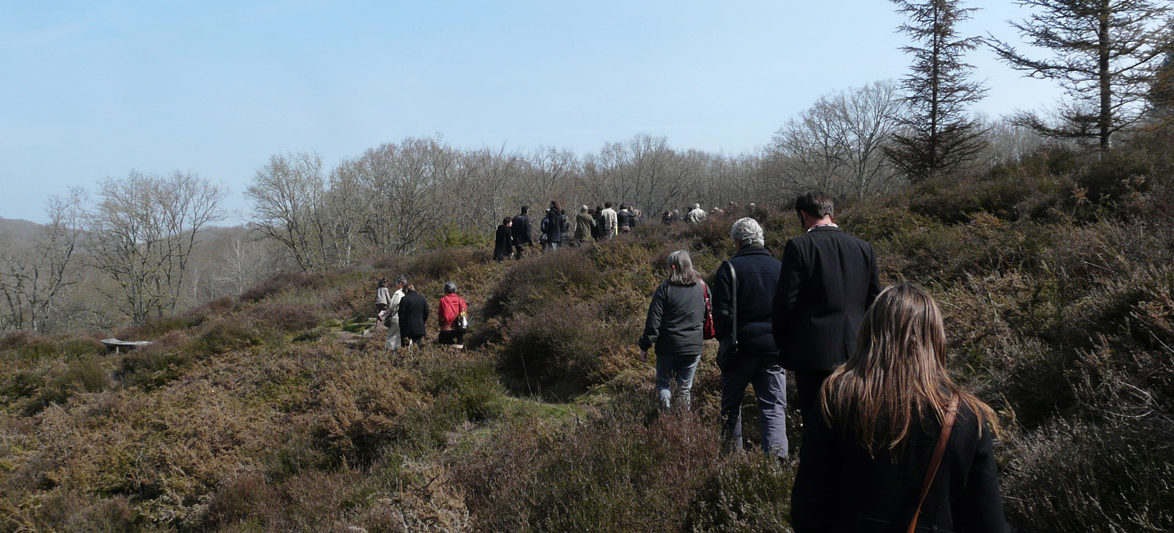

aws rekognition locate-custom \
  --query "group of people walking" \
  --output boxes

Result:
[376,276,468,350]
[639,192,1007,532]
[493,201,644,261]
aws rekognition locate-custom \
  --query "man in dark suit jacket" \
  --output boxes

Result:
[511,206,532,260]
[397,284,429,347]
[773,192,881,422]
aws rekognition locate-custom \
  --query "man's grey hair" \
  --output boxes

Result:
[692,203,701,210]
[444,281,458,294]
[730,217,764,246]
[666,250,699,286]
[395,275,408,286]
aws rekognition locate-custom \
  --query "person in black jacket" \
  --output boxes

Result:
[511,206,532,260]
[791,284,1007,532]
[397,283,429,348]
[541,201,565,250]
[711,217,788,458]
[639,250,706,410]
[493,217,513,262]
[773,192,881,424]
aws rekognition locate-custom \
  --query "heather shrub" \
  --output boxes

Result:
[308,356,422,467]
[117,332,191,389]
[250,302,323,332]
[0,331,57,360]
[189,318,262,355]
[453,398,722,532]
[684,454,794,532]
[483,248,602,320]
[407,246,483,282]
[1002,416,1174,531]
[498,300,630,401]
[239,271,321,303]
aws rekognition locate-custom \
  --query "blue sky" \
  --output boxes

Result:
[1,1,1060,223]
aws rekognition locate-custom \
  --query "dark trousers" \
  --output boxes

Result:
[438,330,464,345]
[720,354,788,458]
[795,369,834,425]
[513,244,526,260]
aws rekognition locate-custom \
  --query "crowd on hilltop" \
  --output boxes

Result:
[491,198,768,261]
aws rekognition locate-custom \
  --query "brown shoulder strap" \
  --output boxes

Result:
[907,395,960,533]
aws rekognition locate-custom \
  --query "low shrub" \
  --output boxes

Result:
[1002,416,1174,531]
[0,331,57,360]
[684,454,795,532]
[407,246,483,282]
[239,272,321,303]
[308,356,422,467]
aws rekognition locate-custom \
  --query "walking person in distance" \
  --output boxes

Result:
[511,206,533,260]
[397,282,429,348]
[437,281,469,349]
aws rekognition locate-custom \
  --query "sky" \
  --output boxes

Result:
[0,1,1062,224]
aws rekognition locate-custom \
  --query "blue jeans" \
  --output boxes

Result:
[721,354,789,458]
[655,353,701,410]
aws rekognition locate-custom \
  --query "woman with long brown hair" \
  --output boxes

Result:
[791,283,1007,532]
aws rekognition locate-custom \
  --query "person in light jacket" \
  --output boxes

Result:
[791,284,1007,532]
[384,276,406,350]
[375,278,391,319]
[639,250,707,410]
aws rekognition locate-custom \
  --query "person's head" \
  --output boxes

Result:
[378,278,388,288]
[821,284,997,456]
[693,203,701,210]
[521,205,529,214]
[730,217,765,249]
[502,217,512,226]
[605,201,613,209]
[794,192,834,227]
[619,203,627,211]
[580,204,588,213]
[444,281,458,294]
[395,275,408,288]
[665,250,699,286]
[550,200,561,212]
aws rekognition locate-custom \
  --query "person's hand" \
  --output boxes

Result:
[640,350,648,362]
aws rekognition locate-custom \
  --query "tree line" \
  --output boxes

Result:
[2,0,1170,334]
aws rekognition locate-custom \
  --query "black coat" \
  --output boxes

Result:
[773,226,881,371]
[493,224,513,260]
[511,214,532,245]
[711,245,782,356]
[397,290,429,337]
[542,210,565,243]
[791,402,1008,533]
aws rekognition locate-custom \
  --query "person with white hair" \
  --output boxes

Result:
[573,204,595,245]
[686,203,708,224]
[711,217,789,459]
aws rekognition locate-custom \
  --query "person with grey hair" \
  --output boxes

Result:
[639,250,708,410]
[573,204,595,246]
[686,203,708,224]
[711,217,789,459]
[437,281,469,348]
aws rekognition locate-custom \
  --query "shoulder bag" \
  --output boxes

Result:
[907,394,960,533]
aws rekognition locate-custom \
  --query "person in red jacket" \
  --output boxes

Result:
[437,281,469,348]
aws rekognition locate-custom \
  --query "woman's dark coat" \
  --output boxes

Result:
[639,281,706,356]
[791,402,1008,533]
[493,224,513,260]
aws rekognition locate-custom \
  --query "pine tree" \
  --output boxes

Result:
[990,0,1171,150]
[886,0,987,183]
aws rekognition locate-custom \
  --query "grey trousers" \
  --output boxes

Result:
[720,353,789,458]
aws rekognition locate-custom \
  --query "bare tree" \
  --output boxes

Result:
[0,189,85,333]
[766,81,904,200]
[888,0,987,182]
[989,0,1172,150]
[247,152,330,271]
[88,172,225,323]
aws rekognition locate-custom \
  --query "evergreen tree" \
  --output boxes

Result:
[886,0,987,183]
[990,0,1171,150]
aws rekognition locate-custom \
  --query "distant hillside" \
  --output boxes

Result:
[0,217,44,242]
[1,144,1172,531]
